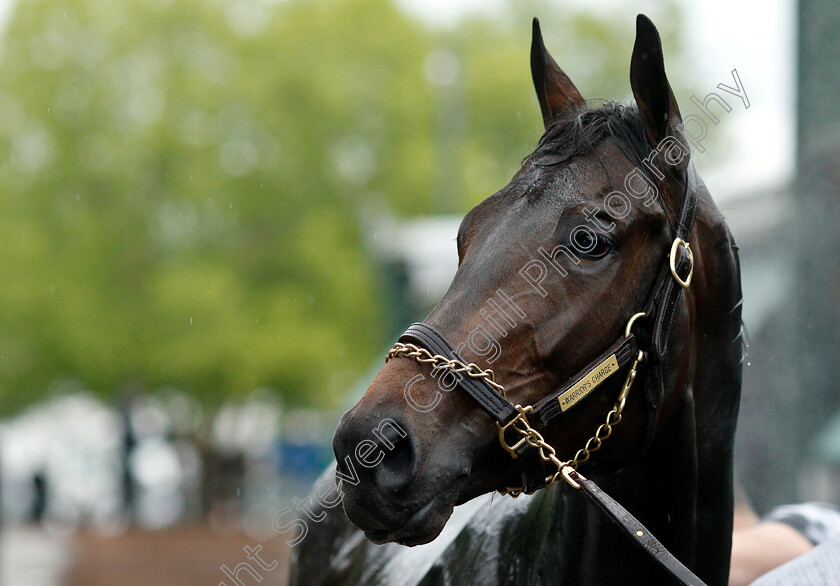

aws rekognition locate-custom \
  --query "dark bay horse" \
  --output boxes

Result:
[290,15,742,585]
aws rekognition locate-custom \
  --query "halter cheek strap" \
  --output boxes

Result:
[653,163,698,360]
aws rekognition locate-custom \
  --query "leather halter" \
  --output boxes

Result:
[392,164,706,586]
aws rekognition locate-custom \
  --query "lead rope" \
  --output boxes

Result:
[385,328,646,497]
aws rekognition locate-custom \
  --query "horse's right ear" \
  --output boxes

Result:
[531,18,585,129]
[630,14,681,145]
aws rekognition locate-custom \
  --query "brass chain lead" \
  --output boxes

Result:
[386,342,646,497]
[386,342,507,398]
[570,350,644,468]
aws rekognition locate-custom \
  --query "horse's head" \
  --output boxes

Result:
[333,15,700,546]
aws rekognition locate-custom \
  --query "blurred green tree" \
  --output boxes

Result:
[0,0,685,412]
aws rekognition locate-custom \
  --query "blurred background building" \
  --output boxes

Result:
[0,0,833,583]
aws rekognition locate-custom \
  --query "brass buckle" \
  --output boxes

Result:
[668,238,693,288]
[496,405,535,459]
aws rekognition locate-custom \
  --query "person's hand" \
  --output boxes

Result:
[729,522,814,586]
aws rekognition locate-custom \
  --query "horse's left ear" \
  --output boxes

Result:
[630,15,681,145]
[531,17,585,128]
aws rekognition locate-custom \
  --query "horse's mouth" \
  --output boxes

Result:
[343,471,469,547]
[362,495,452,546]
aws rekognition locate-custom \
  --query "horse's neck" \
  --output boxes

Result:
[544,413,699,585]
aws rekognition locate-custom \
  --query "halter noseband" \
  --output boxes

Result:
[385,163,705,586]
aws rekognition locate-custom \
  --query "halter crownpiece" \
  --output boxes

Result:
[386,164,705,586]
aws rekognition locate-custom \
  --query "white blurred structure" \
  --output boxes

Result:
[367,215,462,309]
[0,385,286,533]
[0,388,124,532]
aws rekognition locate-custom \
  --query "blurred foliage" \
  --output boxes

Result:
[0,0,686,412]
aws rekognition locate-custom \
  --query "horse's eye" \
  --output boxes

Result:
[571,228,612,260]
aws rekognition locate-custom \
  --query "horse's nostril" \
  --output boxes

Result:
[333,413,419,496]
[375,431,417,494]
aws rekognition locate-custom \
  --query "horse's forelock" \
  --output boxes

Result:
[528,102,680,218]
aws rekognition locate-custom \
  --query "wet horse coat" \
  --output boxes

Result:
[291,15,743,586]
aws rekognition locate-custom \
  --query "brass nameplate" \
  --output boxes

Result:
[558,354,620,412]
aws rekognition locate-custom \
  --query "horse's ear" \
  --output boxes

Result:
[531,18,585,128]
[630,15,681,144]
